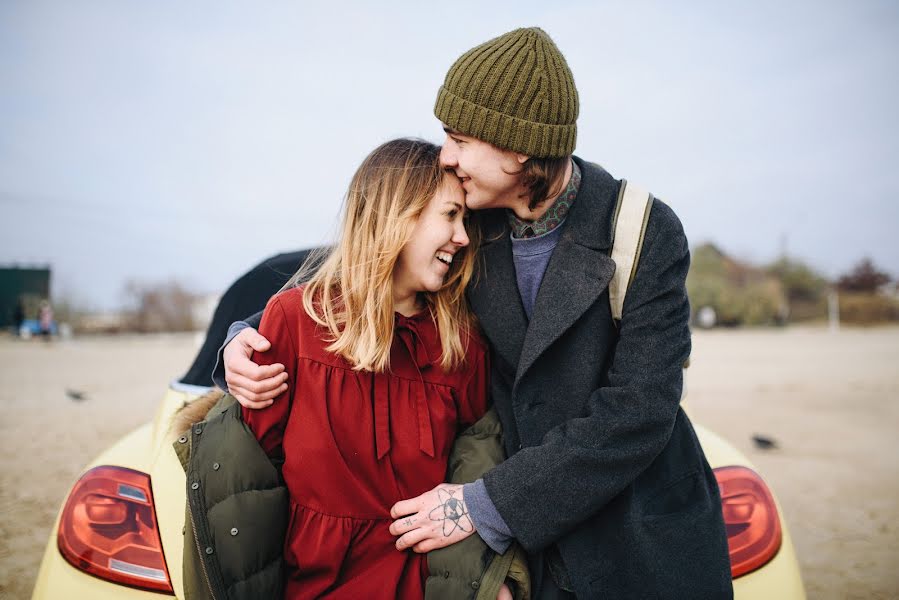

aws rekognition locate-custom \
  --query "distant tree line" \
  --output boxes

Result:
[39,251,899,334]
[687,245,898,327]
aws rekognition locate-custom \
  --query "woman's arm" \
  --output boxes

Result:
[214,311,290,409]
[240,295,298,457]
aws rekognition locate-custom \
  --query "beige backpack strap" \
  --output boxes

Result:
[609,179,653,322]
[609,180,690,401]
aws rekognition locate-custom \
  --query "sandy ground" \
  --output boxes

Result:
[1,327,897,599]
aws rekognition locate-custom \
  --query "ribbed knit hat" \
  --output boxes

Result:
[434,27,578,158]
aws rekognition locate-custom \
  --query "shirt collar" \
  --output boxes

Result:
[508,159,580,239]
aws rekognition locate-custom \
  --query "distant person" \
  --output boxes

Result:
[13,299,25,337]
[38,300,53,339]
[224,28,732,599]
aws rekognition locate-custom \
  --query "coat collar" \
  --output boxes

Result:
[468,158,621,383]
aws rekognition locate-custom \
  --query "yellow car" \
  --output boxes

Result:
[32,250,806,599]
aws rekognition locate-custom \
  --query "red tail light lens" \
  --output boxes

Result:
[57,465,174,594]
[714,465,783,579]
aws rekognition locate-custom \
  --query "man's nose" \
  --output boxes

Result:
[439,143,457,168]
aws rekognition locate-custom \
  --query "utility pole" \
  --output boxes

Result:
[828,288,840,333]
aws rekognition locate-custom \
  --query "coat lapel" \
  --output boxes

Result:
[468,226,528,371]
[516,241,614,383]
[515,158,621,384]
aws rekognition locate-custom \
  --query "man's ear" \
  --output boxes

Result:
[514,152,530,165]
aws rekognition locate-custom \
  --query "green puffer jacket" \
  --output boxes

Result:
[173,392,530,600]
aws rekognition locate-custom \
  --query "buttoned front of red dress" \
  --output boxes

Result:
[242,287,489,600]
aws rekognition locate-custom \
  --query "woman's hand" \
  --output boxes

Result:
[497,583,513,600]
[389,483,476,552]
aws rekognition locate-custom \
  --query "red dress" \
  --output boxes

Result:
[242,287,489,600]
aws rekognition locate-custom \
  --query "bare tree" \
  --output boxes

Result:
[123,279,197,332]
[837,258,891,293]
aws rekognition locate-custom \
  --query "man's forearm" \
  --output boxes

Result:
[464,479,514,554]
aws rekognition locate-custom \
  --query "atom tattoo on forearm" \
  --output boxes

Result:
[428,488,473,537]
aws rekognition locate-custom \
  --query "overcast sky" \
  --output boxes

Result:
[2,1,898,310]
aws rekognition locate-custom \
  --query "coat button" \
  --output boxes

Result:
[470,581,480,589]
[230,527,238,536]
[178,436,187,444]
[205,546,214,555]
[181,526,186,535]
[194,426,203,435]
[191,482,199,490]
[213,462,220,470]
[517,443,523,450]
[443,570,450,579]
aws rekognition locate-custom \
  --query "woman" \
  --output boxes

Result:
[239,138,515,599]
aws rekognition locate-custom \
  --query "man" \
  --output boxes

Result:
[217,28,732,599]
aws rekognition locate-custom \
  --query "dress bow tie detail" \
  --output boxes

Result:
[394,314,437,371]
[373,313,437,460]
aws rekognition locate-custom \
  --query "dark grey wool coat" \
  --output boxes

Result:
[468,157,733,599]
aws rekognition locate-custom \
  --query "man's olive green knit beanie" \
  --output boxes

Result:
[434,27,578,158]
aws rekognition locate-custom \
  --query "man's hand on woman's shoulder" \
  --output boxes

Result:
[224,327,287,408]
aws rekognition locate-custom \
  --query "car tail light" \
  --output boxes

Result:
[714,465,783,579]
[57,465,174,594]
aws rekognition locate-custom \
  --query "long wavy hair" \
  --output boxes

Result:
[282,138,479,372]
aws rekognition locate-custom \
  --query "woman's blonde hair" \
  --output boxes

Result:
[283,138,479,373]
